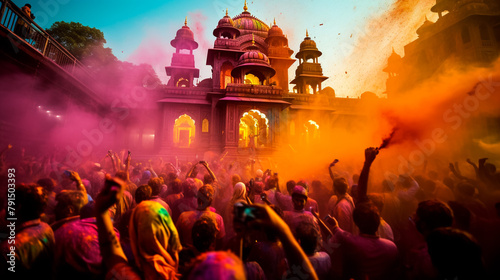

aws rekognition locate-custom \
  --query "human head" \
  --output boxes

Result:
[129,201,181,279]
[197,184,214,209]
[333,177,348,196]
[255,169,263,179]
[182,178,198,198]
[231,182,247,203]
[37,178,56,193]
[231,174,241,187]
[265,176,278,190]
[170,178,182,194]
[203,174,214,185]
[253,181,264,194]
[296,180,310,192]
[17,184,47,222]
[192,217,217,253]
[427,227,483,280]
[414,199,454,237]
[148,177,163,196]
[55,190,87,221]
[135,184,152,204]
[291,185,308,211]
[187,251,246,280]
[353,202,380,235]
[295,222,318,256]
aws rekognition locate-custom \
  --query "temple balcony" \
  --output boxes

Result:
[296,62,323,75]
[171,53,195,67]
[162,86,208,96]
[226,83,283,96]
[214,38,240,50]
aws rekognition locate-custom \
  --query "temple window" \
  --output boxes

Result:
[176,77,190,87]
[202,118,209,132]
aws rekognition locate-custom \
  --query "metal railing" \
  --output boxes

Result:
[0,0,90,77]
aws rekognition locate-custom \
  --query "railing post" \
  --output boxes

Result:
[42,36,49,56]
[0,0,7,24]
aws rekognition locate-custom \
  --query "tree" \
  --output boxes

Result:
[46,21,117,67]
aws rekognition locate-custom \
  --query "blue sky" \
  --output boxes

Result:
[14,0,436,97]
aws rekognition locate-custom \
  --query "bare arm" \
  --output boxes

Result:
[95,175,130,269]
[125,151,131,182]
[251,204,319,280]
[357,148,379,203]
[200,161,217,182]
[328,159,339,181]
[107,151,117,174]
[69,170,88,205]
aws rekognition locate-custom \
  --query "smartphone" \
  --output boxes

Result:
[63,170,71,177]
[234,202,262,223]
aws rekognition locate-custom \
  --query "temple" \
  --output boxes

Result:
[384,0,500,98]
[154,3,359,159]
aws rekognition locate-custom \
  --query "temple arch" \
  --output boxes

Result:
[220,62,233,89]
[238,109,269,148]
[303,120,320,143]
[173,114,196,147]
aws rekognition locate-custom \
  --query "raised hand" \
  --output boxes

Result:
[96,174,124,214]
[364,147,379,165]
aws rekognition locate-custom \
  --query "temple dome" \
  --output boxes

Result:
[213,10,240,37]
[388,49,402,64]
[231,50,276,79]
[296,31,322,59]
[232,3,269,37]
[171,19,198,50]
[268,23,284,37]
[218,15,234,27]
[237,50,271,66]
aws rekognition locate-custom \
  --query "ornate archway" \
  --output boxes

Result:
[238,109,269,148]
[174,114,195,147]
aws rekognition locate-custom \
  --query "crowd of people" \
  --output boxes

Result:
[1,146,499,280]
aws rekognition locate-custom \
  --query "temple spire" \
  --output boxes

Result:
[274,18,276,25]
[244,0,248,12]
[226,8,228,16]
[184,17,187,26]
[306,29,309,37]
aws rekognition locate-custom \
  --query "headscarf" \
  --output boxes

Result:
[230,182,247,206]
[129,201,182,280]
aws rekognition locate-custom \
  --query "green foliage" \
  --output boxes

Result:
[46,21,162,88]
[47,21,107,60]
